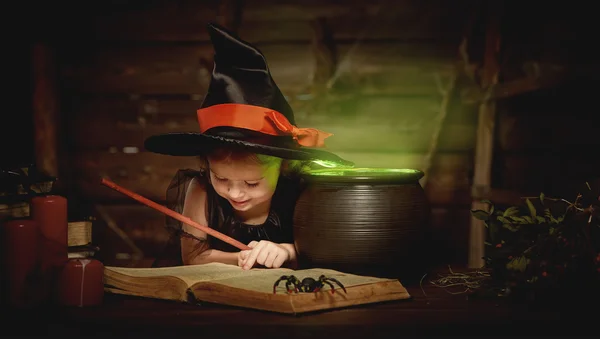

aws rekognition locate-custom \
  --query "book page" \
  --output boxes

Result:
[105,262,293,287]
[212,267,397,294]
[105,263,397,293]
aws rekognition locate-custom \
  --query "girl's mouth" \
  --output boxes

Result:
[231,199,249,206]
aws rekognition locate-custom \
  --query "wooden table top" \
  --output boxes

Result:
[5,279,596,338]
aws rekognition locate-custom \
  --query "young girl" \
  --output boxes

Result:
[164,149,310,270]
[144,23,352,270]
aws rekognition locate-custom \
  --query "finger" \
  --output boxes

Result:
[243,250,259,269]
[243,242,265,269]
[238,250,249,267]
[247,240,259,248]
[272,253,287,268]
[264,250,278,268]
[255,245,271,266]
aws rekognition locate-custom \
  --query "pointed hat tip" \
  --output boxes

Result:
[206,22,243,47]
[206,22,229,36]
[205,21,267,68]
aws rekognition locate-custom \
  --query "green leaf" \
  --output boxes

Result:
[525,198,537,218]
[544,208,559,223]
[506,256,530,272]
[482,200,495,216]
[509,216,527,224]
[497,216,510,224]
[539,192,545,205]
[471,209,490,221]
[549,227,556,235]
[478,200,495,215]
[535,216,546,223]
[503,206,520,217]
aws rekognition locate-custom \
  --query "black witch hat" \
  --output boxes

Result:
[144,22,353,167]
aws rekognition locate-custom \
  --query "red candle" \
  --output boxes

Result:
[30,195,68,302]
[58,258,104,307]
[31,195,68,270]
[1,218,39,307]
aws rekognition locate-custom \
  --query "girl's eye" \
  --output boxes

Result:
[245,182,259,188]
[214,176,228,183]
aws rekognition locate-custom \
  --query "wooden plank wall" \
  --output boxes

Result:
[491,1,600,198]
[37,0,598,267]
[44,0,476,266]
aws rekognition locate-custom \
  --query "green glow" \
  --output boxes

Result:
[302,167,424,184]
[310,160,348,168]
[307,167,421,177]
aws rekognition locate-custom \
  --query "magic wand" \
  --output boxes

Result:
[101,177,251,251]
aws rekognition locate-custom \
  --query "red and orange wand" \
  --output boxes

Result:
[101,177,251,251]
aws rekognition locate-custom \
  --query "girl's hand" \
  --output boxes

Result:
[238,240,291,270]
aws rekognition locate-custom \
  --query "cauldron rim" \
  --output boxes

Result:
[300,167,424,184]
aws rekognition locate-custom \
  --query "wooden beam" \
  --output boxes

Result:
[460,74,565,103]
[32,43,59,178]
[311,17,337,90]
[420,72,458,188]
[468,0,503,269]
[300,17,338,118]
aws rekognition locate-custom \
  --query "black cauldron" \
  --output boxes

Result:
[293,168,432,281]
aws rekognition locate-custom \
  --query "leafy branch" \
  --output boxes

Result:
[470,183,600,297]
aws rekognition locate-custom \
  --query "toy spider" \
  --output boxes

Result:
[273,274,347,294]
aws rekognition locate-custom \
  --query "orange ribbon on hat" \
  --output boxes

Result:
[197,103,332,148]
[263,111,332,147]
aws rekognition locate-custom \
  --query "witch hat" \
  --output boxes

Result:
[143,22,353,167]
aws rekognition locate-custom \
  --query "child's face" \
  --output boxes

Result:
[208,155,281,212]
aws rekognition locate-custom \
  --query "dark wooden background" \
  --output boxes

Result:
[3,0,599,268]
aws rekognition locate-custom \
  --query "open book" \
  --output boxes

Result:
[103,262,411,314]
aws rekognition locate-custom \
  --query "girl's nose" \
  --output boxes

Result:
[228,185,244,199]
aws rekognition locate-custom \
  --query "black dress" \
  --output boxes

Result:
[152,169,304,267]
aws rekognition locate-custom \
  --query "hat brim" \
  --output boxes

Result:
[144,133,354,167]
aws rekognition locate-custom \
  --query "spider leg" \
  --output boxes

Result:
[273,275,289,294]
[288,275,300,293]
[321,280,337,294]
[321,275,347,294]
[285,280,297,293]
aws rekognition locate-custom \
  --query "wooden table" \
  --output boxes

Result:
[5,281,595,338]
